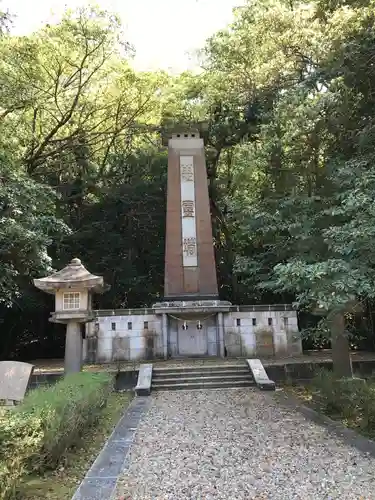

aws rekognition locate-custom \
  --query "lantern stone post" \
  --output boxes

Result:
[34,258,106,374]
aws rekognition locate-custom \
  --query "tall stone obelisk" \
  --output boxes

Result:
[164,129,219,300]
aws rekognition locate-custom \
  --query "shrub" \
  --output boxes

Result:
[0,372,113,500]
[312,370,365,418]
[311,369,375,433]
[0,412,43,499]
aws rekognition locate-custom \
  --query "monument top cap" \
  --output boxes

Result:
[33,257,104,293]
[161,122,208,146]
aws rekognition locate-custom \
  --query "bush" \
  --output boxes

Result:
[0,372,113,500]
[311,369,375,435]
[312,370,364,418]
[0,411,43,499]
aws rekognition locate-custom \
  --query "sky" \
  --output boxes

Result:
[3,0,245,72]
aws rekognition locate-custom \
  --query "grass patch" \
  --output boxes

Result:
[1,372,116,499]
[288,370,375,439]
[18,392,132,500]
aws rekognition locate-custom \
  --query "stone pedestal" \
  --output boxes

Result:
[65,321,83,374]
[153,300,231,358]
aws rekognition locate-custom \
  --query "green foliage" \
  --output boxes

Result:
[0,412,43,499]
[311,370,375,433]
[58,148,167,308]
[0,156,69,306]
[226,0,375,318]
[0,6,168,355]
[0,372,113,499]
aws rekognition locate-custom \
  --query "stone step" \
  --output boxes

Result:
[151,363,254,391]
[152,368,249,379]
[153,374,253,384]
[152,379,254,391]
[152,364,248,375]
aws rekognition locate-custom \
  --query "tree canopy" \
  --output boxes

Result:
[1,0,375,361]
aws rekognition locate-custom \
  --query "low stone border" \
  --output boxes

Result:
[134,363,152,396]
[274,390,375,458]
[247,358,275,390]
[28,372,62,390]
[72,396,151,500]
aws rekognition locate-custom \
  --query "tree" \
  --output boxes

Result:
[0,6,166,357]
[228,0,375,374]
[0,155,69,306]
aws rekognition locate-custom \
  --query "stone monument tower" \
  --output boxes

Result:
[81,125,300,364]
[164,128,219,300]
[153,127,231,358]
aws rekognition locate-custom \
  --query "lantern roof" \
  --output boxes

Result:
[33,258,104,294]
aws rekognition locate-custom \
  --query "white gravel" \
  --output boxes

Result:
[114,389,375,499]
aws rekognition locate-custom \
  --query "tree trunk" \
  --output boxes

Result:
[329,310,353,378]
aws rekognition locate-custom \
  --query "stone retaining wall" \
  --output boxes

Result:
[28,359,375,392]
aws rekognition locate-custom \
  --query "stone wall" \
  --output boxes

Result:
[84,306,301,362]
[223,309,301,358]
[85,313,163,363]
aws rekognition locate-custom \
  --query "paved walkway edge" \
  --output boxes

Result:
[274,390,375,458]
[71,396,151,500]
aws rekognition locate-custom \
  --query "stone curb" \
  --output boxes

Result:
[274,390,375,458]
[71,396,151,500]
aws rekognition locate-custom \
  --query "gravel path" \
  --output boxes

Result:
[114,389,375,499]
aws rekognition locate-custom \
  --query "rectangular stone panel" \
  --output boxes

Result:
[0,361,34,403]
[164,147,183,297]
[247,358,275,391]
[180,155,197,267]
[255,328,275,356]
[135,363,152,396]
[87,441,130,478]
[193,151,218,296]
[183,267,199,293]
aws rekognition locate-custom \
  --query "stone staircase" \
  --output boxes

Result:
[151,363,254,391]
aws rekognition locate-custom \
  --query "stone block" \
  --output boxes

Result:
[72,478,117,500]
[134,363,152,396]
[0,361,34,403]
[87,440,130,478]
[112,336,130,361]
[353,360,375,376]
[284,363,316,381]
[255,327,275,356]
[264,365,287,382]
[247,358,275,391]
[224,330,243,357]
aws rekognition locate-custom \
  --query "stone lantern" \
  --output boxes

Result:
[34,258,105,374]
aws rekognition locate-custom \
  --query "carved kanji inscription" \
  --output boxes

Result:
[182,200,195,218]
[181,164,194,182]
[183,237,197,257]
